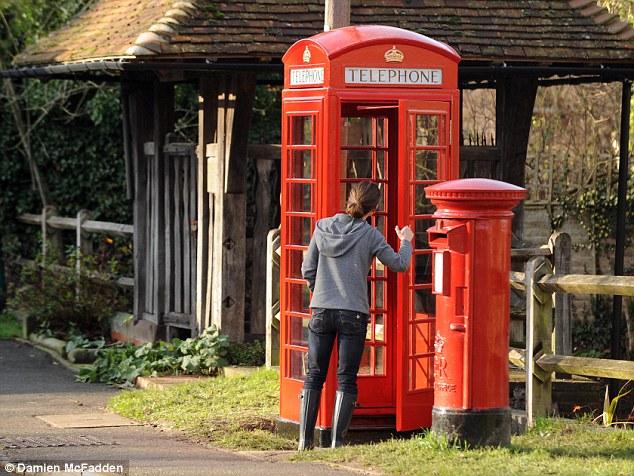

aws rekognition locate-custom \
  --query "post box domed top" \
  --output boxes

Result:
[425,179,527,218]
[283,25,460,90]
[283,25,460,63]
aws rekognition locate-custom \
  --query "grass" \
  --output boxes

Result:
[294,418,634,476]
[108,370,634,474]
[0,311,21,339]
[108,368,295,450]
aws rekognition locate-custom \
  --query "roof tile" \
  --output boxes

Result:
[13,0,634,67]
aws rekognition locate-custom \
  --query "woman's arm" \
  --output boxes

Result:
[372,226,413,272]
[301,236,319,292]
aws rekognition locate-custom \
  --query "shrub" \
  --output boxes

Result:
[226,340,265,366]
[78,326,230,385]
[9,251,126,339]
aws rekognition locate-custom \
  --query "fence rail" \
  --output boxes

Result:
[18,213,133,236]
[520,255,634,427]
[16,209,133,289]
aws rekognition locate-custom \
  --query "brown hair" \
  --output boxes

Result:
[346,181,381,219]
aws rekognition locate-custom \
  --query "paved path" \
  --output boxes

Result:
[0,340,360,476]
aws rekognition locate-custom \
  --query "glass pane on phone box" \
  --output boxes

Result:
[376,150,386,180]
[288,283,311,313]
[341,117,372,146]
[358,346,372,375]
[415,115,439,146]
[342,150,372,179]
[290,150,312,178]
[415,185,435,215]
[415,150,438,181]
[376,215,385,233]
[375,346,385,375]
[339,183,352,210]
[374,281,384,309]
[290,317,309,346]
[291,116,312,145]
[288,217,312,246]
[290,350,307,380]
[415,254,432,284]
[376,117,385,146]
[375,314,385,341]
[414,289,436,314]
[415,220,433,249]
[287,249,304,279]
[375,258,385,277]
[288,183,312,212]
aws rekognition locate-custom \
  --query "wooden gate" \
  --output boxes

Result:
[134,137,198,338]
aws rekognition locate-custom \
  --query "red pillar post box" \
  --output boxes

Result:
[425,178,527,447]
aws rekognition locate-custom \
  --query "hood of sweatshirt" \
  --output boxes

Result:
[314,213,371,257]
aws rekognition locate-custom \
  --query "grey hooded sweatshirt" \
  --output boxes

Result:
[301,213,412,314]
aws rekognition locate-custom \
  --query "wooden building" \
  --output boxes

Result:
[3,0,633,343]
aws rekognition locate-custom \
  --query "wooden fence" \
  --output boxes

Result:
[510,256,634,427]
[17,208,133,289]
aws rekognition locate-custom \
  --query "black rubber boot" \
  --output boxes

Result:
[298,388,321,450]
[330,391,356,448]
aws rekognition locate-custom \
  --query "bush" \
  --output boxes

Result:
[78,326,230,385]
[9,251,126,339]
[226,340,265,366]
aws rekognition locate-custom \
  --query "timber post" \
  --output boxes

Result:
[549,231,572,356]
[525,256,554,427]
[128,78,155,324]
[496,76,538,239]
[204,73,256,342]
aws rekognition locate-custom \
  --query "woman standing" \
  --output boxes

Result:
[299,181,414,449]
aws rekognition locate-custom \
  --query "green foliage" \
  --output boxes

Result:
[598,381,633,427]
[0,311,21,339]
[78,326,230,385]
[64,332,105,355]
[1,1,131,261]
[8,251,126,339]
[226,339,265,366]
[249,81,282,144]
[572,295,628,356]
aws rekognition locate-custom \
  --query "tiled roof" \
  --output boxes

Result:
[14,0,634,67]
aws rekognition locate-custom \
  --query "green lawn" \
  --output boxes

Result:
[294,418,634,476]
[0,312,21,339]
[108,368,295,450]
[108,369,634,475]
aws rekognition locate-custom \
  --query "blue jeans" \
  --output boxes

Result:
[303,308,369,396]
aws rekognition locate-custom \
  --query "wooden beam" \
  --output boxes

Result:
[496,76,538,239]
[196,77,218,335]
[538,274,634,296]
[536,354,634,381]
[121,82,134,200]
[205,73,257,342]
[324,0,350,31]
[128,78,154,323]
[251,153,277,335]
[152,81,175,327]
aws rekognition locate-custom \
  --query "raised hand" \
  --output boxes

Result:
[395,225,414,242]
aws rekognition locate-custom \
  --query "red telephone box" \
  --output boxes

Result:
[279,25,461,436]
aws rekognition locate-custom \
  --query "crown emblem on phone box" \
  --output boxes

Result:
[384,46,404,63]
